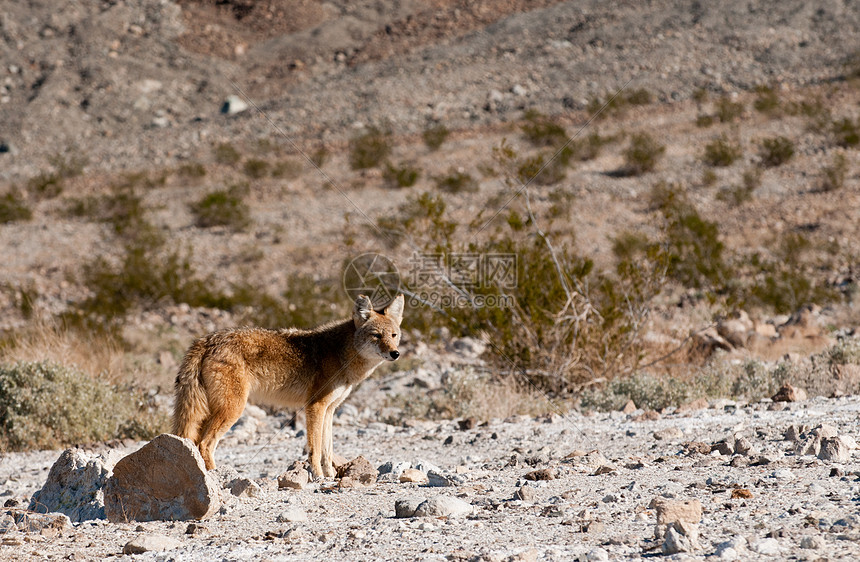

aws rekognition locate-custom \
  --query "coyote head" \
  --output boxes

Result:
[353,294,404,361]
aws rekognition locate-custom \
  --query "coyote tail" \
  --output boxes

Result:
[172,337,209,443]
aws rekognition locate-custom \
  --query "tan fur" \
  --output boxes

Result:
[173,294,404,477]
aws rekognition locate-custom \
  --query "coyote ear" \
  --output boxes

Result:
[383,294,404,325]
[353,295,373,324]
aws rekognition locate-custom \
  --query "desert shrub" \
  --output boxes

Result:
[227,273,343,330]
[0,361,166,451]
[746,232,837,314]
[703,134,742,167]
[695,114,715,128]
[753,85,780,116]
[214,142,241,166]
[348,126,392,170]
[702,135,743,167]
[26,172,63,200]
[622,132,665,175]
[422,124,450,151]
[191,185,251,230]
[177,162,207,178]
[310,146,330,168]
[701,169,718,187]
[820,153,848,192]
[0,191,32,224]
[516,152,568,186]
[715,97,744,123]
[271,158,303,179]
[650,183,726,289]
[587,88,653,120]
[434,169,478,193]
[832,117,859,148]
[242,158,269,179]
[571,131,610,161]
[718,168,761,206]
[520,110,567,147]
[758,136,795,167]
[383,162,421,188]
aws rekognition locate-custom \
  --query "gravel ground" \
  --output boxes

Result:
[2,394,860,560]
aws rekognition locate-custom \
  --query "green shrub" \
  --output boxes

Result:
[622,132,665,175]
[832,118,859,148]
[753,85,780,115]
[703,134,742,167]
[422,124,450,151]
[587,88,653,120]
[718,168,761,206]
[348,126,392,170]
[271,159,303,179]
[242,158,270,179]
[695,114,715,128]
[310,146,330,168]
[191,185,251,230]
[650,183,726,288]
[820,153,848,192]
[383,162,421,188]
[516,152,568,186]
[715,97,744,123]
[26,172,63,200]
[571,131,610,161]
[214,142,241,166]
[0,361,166,451]
[746,232,838,314]
[177,162,207,178]
[434,169,478,193]
[701,169,718,187]
[0,191,32,224]
[758,136,795,167]
[520,110,567,147]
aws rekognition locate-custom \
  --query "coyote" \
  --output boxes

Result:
[173,294,404,477]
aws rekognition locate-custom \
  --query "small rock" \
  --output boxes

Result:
[523,468,555,481]
[783,424,811,443]
[813,424,839,439]
[399,469,429,484]
[592,465,615,476]
[819,436,852,462]
[103,434,220,522]
[514,486,536,502]
[585,547,609,561]
[621,399,637,414]
[677,397,709,413]
[749,537,780,555]
[276,506,308,523]
[772,383,807,403]
[653,427,684,441]
[662,522,700,554]
[733,436,756,456]
[29,448,118,522]
[427,470,466,487]
[377,461,411,478]
[651,498,702,526]
[711,441,734,456]
[220,95,248,115]
[731,488,753,499]
[458,417,479,430]
[413,496,472,518]
[395,496,426,518]
[683,441,712,455]
[800,535,824,549]
[772,469,795,481]
[227,477,260,498]
[278,461,310,490]
[122,534,182,554]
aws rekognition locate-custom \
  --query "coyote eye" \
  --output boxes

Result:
[392,333,398,338]
[372,333,382,339]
